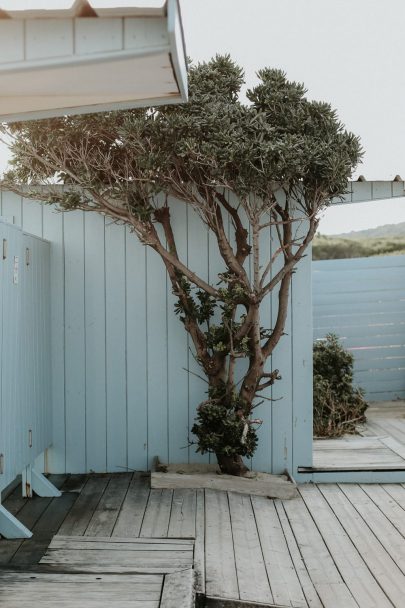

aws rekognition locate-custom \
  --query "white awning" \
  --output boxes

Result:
[0,0,187,122]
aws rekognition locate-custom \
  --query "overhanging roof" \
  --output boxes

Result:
[0,0,187,122]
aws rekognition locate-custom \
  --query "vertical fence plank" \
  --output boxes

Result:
[63,211,86,473]
[187,207,210,464]
[84,213,107,472]
[292,227,313,475]
[42,206,66,473]
[167,200,189,464]
[271,221,293,475]
[126,226,148,472]
[251,220,272,473]
[146,242,169,468]
[105,221,127,472]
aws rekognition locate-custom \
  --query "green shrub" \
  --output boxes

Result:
[313,333,368,437]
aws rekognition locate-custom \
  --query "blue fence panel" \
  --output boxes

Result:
[1,192,313,476]
[313,254,405,402]
[0,219,52,492]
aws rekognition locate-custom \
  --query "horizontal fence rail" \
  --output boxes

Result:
[313,254,405,402]
[0,219,52,492]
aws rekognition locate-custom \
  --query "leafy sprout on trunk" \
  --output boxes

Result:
[0,55,363,476]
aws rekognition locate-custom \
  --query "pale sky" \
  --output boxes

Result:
[1,0,405,234]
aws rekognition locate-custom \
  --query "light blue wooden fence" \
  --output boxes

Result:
[0,218,51,492]
[0,190,313,477]
[313,255,405,402]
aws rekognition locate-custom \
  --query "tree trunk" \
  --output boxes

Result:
[216,453,249,476]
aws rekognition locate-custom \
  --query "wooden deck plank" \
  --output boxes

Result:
[367,419,405,446]
[282,495,358,607]
[0,571,162,607]
[274,500,322,608]
[112,474,150,538]
[40,535,194,574]
[228,492,273,605]
[251,495,308,608]
[85,473,132,537]
[204,489,239,600]
[314,437,388,449]
[299,485,392,608]
[40,549,193,573]
[59,474,88,494]
[381,483,405,509]
[379,435,405,461]
[40,540,193,574]
[339,484,405,573]
[48,537,194,551]
[0,475,68,565]
[319,483,405,606]
[168,489,196,538]
[58,475,110,536]
[1,482,29,517]
[360,483,405,537]
[140,489,173,538]
[160,569,195,608]
[9,478,76,566]
[194,489,205,596]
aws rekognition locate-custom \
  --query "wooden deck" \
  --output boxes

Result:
[2,472,405,606]
[310,401,405,474]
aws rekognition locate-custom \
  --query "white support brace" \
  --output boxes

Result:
[22,465,61,498]
[0,503,32,539]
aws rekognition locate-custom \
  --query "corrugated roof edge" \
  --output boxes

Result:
[0,0,167,19]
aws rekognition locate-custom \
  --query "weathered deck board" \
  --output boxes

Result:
[9,477,76,567]
[140,489,173,538]
[312,403,405,472]
[251,495,308,608]
[299,484,392,608]
[313,436,405,469]
[193,488,205,596]
[282,494,358,607]
[319,483,405,606]
[84,473,132,537]
[0,475,68,565]
[274,500,322,608]
[160,569,195,608]
[168,489,196,539]
[360,483,405,537]
[0,571,163,607]
[228,492,273,604]
[339,484,405,574]
[58,475,110,536]
[204,489,239,600]
[40,535,194,574]
[112,474,150,538]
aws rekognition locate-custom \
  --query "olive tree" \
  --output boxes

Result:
[0,56,362,476]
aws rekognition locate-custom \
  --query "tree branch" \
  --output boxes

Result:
[215,191,251,265]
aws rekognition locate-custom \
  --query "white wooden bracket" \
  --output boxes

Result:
[0,502,32,539]
[22,466,61,498]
